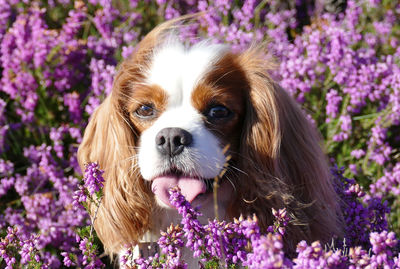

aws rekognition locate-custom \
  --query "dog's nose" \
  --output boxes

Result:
[155,128,193,157]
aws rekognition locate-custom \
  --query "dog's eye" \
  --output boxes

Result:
[207,105,231,119]
[134,104,156,119]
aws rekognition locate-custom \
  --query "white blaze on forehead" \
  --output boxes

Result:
[146,40,228,107]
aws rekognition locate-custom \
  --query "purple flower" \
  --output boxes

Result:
[64,92,82,124]
[244,233,292,269]
[271,208,290,235]
[333,115,352,142]
[326,89,342,121]
[0,1,400,268]
[294,241,346,268]
[0,5,53,122]
[350,149,365,159]
[85,58,116,114]
[61,252,76,267]
[82,162,105,196]
[78,237,105,268]
[157,224,186,268]
[168,187,205,258]
[333,166,390,248]
[369,231,398,268]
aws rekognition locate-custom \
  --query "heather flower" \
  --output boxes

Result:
[122,45,135,59]
[294,241,346,268]
[350,149,365,159]
[61,252,76,267]
[85,58,116,114]
[0,227,47,268]
[0,0,400,268]
[82,162,105,197]
[0,5,53,122]
[78,237,105,268]
[0,159,14,196]
[73,162,105,215]
[370,163,400,196]
[0,227,18,268]
[271,208,290,235]
[0,0,12,44]
[134,253,161,269]
[59,1,87,42]
[332,165,390,248]
[207,218,249,265]
[369,231,398,268]
[348,246,370,268]
[326,89,343,121]
[168,187,205,259]
[333,115,352,142]
[244,233,292,269]
[156,224,187,268]
[0,176,14,197]
[64,92,83,124]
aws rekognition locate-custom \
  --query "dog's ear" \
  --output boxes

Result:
[76,17,200,254]
[77,94,153,254]
[233,47,342,249]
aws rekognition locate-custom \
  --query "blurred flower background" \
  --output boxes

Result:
[0,0,399,268]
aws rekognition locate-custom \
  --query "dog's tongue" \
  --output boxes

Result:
[151,175,206,207]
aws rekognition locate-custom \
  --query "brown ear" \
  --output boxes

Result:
[233,47,342,250]
[76,16,204,254]
[77,95,153,254]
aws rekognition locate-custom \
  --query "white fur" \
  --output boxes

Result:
[138,106,225,180]
[147,40,227,106]
[138,41,228,181]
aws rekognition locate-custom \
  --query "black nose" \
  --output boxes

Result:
[155,128,193,157]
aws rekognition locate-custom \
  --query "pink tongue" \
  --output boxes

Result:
[151,175,206,207]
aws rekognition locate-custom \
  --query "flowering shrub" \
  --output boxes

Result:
[121,180,400,268]
[0,0,399,268]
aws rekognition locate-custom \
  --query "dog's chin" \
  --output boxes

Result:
[149,170,215,208]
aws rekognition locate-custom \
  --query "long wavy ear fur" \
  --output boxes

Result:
[77,94,153,254]
[77,15,204,255]
[233,47,342,252]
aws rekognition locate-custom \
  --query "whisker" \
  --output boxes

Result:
[228,165,248,176]
[224,174,237,193]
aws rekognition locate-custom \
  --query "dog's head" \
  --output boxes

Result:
[78,19,342,254]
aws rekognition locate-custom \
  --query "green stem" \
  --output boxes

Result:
[254,0,268,28]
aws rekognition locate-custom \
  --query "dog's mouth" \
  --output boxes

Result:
[150,168,214,208]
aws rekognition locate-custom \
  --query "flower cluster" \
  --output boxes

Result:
[122,186,399,268]
[333,165,390,249]
[68,162,105,268]
[0,0,399,267]
[123,188,292,268]
[0,227,45,268]
[74,162,105,204]
[268,208,290,236]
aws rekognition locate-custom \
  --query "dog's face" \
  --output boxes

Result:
[127,42,248,207]
[77,19,341,254]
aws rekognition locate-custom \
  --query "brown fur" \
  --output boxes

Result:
[191,52,248,153]
[127,84,168,131]
[231,47,342,252]
[78,15,205,254]
[78,18,342,256]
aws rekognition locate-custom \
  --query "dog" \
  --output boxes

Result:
[77,18,342,266]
